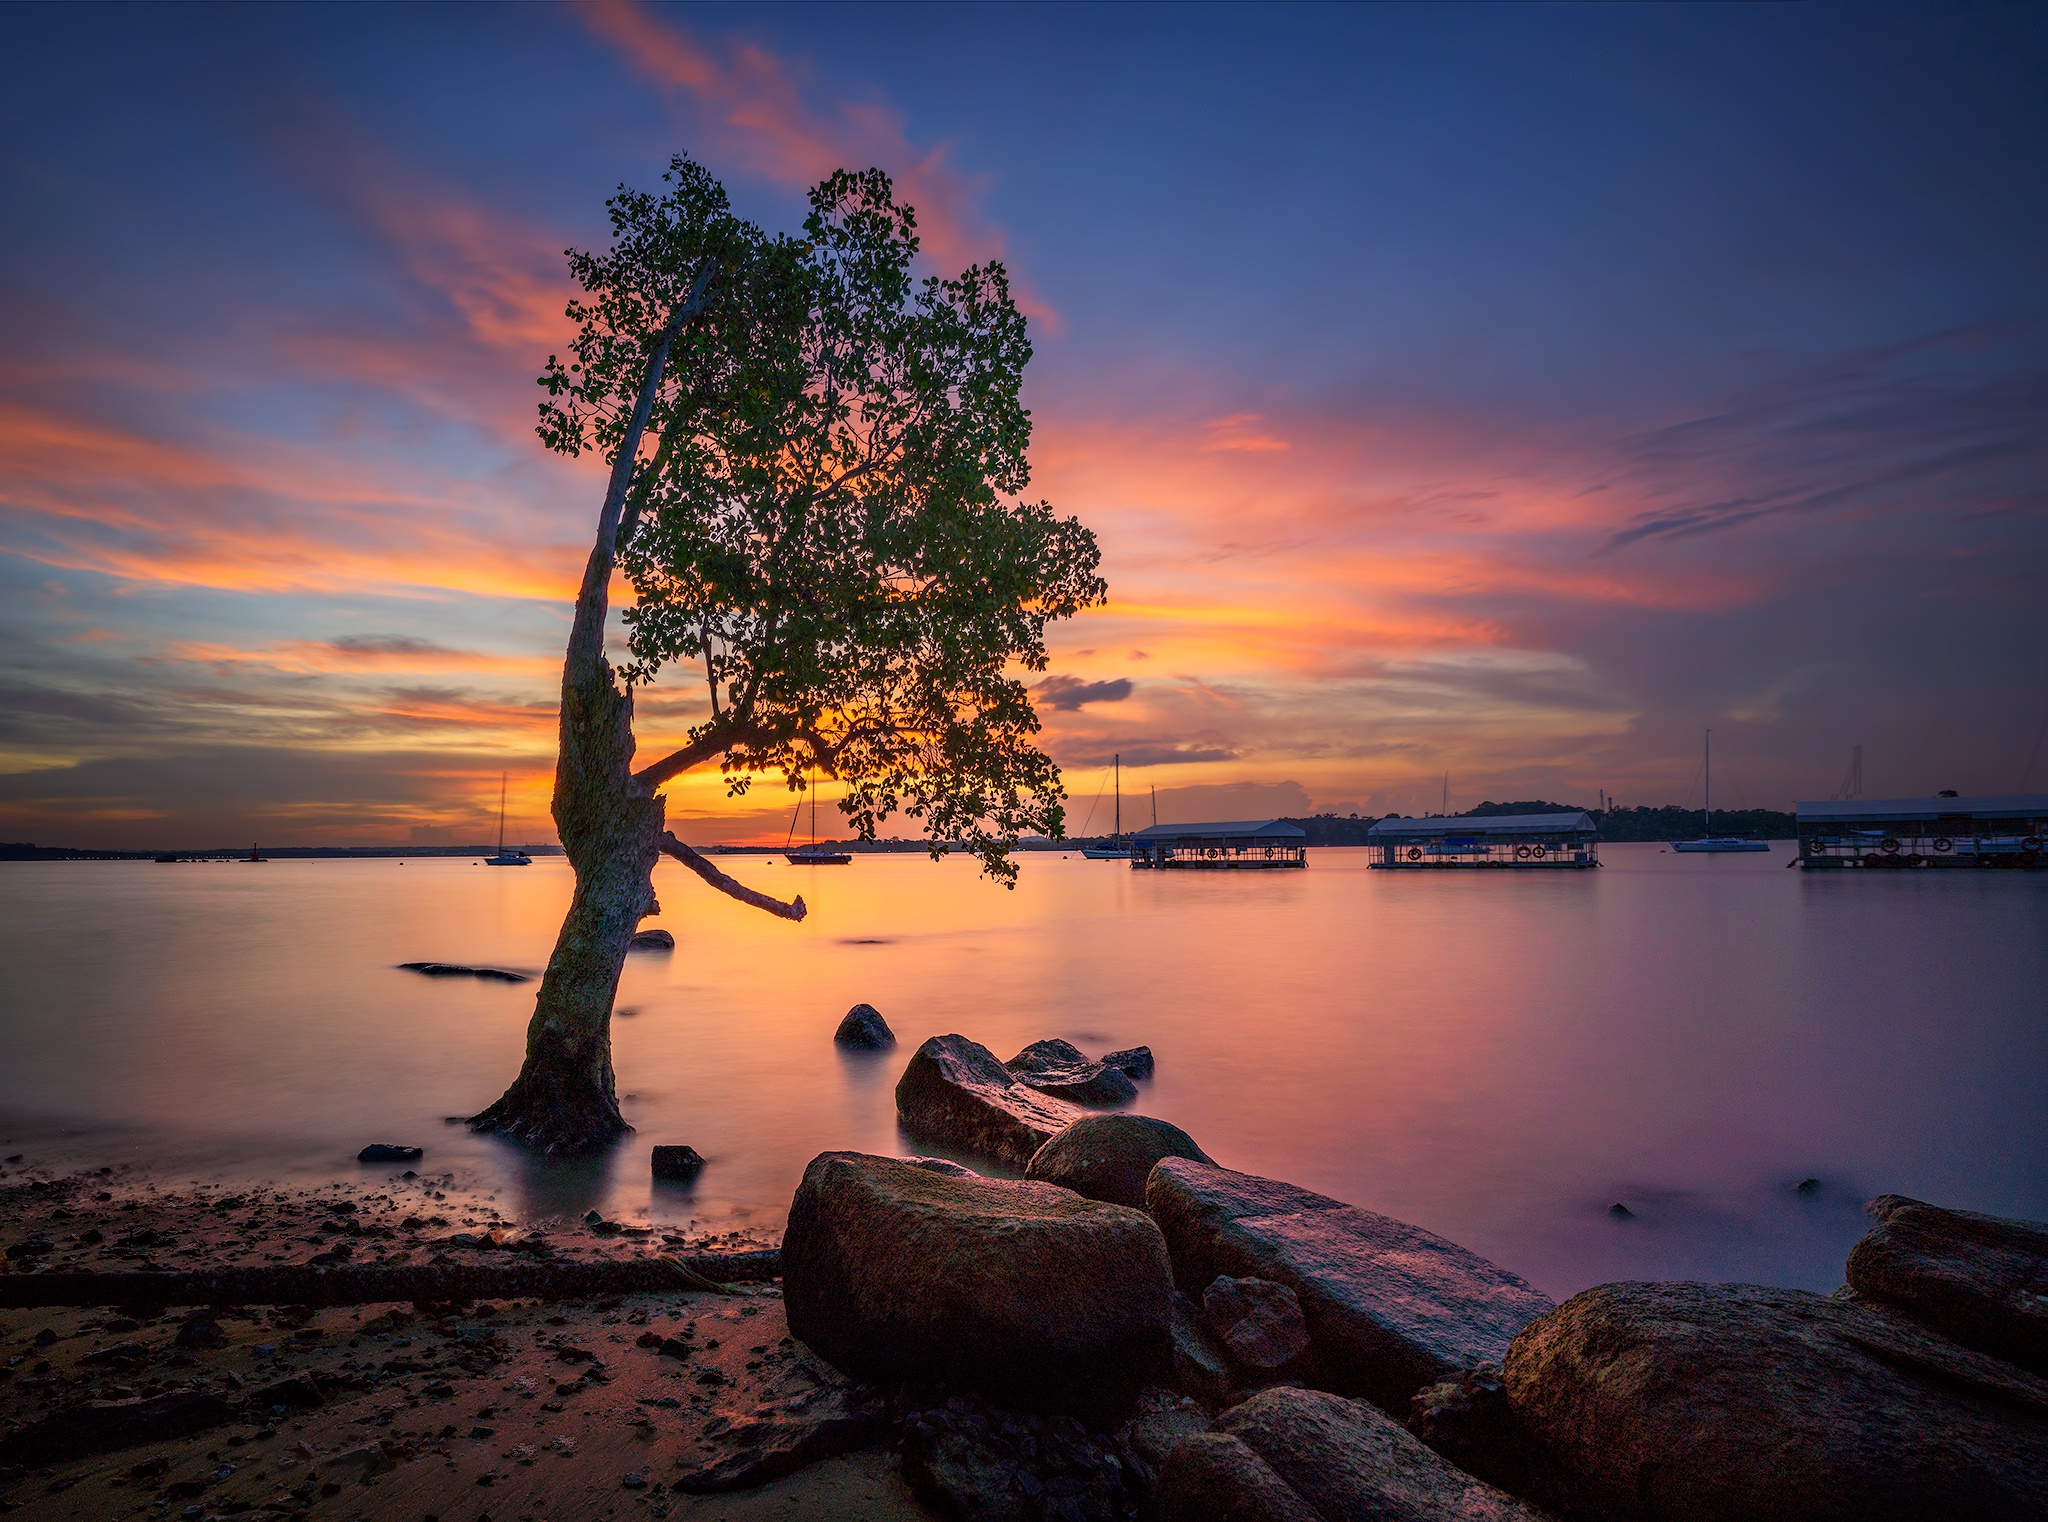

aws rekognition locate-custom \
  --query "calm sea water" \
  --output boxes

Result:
[1,846,2042,1297]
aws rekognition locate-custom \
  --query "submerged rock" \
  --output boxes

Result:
[1846,1193,2048,1375]
[650,1145,706,1181]
[1504,1280,2048,1521]
[628,928,675,951]
[356,1144,423,1163]
[1102,1045,1155,1081]
[1006,1038,1138,1107]
[896,1034,1089,1169]
[1024,1113,1212,1209]
[1146,1158,1554,1412]
[781,1151,1172,1409]
[833,1003,896,1049]
[1203,1276,1309,1371]
[396,962,528,982]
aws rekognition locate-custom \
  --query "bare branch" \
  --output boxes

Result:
[659,832,807,922]
[633,725,753,792]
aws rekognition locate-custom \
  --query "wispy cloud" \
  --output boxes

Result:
[581,0,1055,324]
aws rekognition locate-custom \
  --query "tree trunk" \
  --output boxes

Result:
[466,663,661,1153]
[469,281,707,1155]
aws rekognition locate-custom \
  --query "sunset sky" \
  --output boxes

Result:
[3,2,2044,848]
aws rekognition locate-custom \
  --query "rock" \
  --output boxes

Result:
[1146,1158,1554,1412]
[1504,1280,2048,1521]
[1006,1039,1139,1107]
[357,1144,423,1163]
[650,1145,706,1181]
[1406,1365,1550,1501]
[1846,1193,2048,1376]
[673,1380,888,1492]
[904,1156,980,1178]
[1215,1386,1552,1521]
[1203,1277,1308,1370]
[396,962,528,982]
[1102,1046,1154,1081]
[1115,1384,1215,1483]
[1170,1292,1235,1406]
[782,1151,1172,1409]
[628,928,675,951]
[899,1389,1137,1522]
[0,1389,234,1465]
[896,1035,1090,1169]
[321,1442,397,1478]
[833,1003,896,1048]
[1023,1114,1212,1209]
[247,1372,326,1410]
[1150,1433,1320,1522]
[174,1310,228,1349]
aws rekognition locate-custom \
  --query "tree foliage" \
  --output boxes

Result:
[536,157,1104,879]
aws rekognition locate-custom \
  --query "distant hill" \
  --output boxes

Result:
[1280,800,1795,846]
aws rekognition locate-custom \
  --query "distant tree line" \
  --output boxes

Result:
[1278,801,1796,846]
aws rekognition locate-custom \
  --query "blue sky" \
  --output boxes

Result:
[2,2,2043,844]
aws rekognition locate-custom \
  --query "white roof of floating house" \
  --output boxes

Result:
[1795,795,2048,823]
[1366,811,1596,839]
[1130,819,1307,841]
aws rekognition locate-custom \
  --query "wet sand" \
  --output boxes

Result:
[0,1163,931,1521]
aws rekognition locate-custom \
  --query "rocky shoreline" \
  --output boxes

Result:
[2,1027,2044,1520]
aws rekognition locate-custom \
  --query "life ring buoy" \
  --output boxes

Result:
[1881,838,1900,854]
[1905,853,1925,867]
[1933,837,1953,853]
[1861,853,1883,868]
[1531,844,1548,859]
[1515,845,1532,860]
[1407,846,1423,861]
[1804,838,1824,855]
[2026,837,2044,852]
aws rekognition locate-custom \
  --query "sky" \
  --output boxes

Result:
[2,1,2044,848]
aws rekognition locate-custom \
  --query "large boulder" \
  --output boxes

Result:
[833,1002,896,1049]
[1504,1280,2048,1521]
[1024,1113,1212,1208]
[1846,1194,2048,1376]
[1007,1038,1139,1107]
[781,1151,1172,1410]
[896,1035,1088,1168]
[1146,1158,1554,1412]
[1103,1045,1154,1080]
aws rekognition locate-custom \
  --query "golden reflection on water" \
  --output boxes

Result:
[0,847,2042,1296]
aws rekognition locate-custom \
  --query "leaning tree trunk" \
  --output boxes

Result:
[469,284,704,1155]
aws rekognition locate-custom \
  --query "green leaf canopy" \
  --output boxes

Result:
[537,156,1105,879]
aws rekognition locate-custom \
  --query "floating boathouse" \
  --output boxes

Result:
[1365,811,1600,869]
[1794,795,2047,869]
[1129,819,1307,870]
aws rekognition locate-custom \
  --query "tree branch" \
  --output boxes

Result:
[634,724,758,792]
[659,832,807,921]
[565,261,718,684]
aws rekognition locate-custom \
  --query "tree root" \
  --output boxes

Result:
[0,1250,778,1310]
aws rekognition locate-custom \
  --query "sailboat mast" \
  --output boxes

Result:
[498,772,507,853]
[1703,730,1711,837]
[1114,755,1121,846]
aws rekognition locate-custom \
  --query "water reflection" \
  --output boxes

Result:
[0,847,2041,1296]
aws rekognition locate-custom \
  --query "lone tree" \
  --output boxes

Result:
[469,157,1104,1154]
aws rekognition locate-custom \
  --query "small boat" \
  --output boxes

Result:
[1673,730,1770,853]
[1080,753,1133,859]
[785,767,852,865]
[483,773,532,866]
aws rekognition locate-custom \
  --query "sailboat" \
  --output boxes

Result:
[1672,730,1770,853]
[785,768,852,865]
[1082,754,1133,859]
[483,773,532,865]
